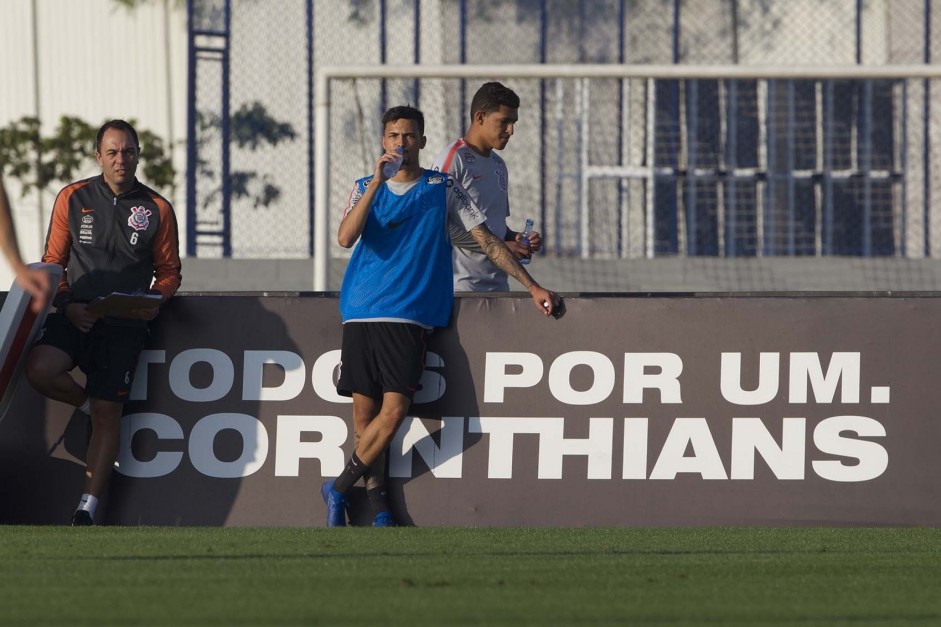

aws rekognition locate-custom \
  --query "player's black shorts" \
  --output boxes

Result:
[336,321,427,401]
[34,313,149,403]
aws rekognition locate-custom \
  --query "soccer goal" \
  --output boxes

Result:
[313,63,941,292]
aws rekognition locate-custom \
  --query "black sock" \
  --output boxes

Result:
[333,452,368,494]
[367,486,391,515]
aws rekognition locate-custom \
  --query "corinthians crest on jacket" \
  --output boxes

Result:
[128,205,152,231]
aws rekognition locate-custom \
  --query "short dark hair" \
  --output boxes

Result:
[469,82,520,122]
[381,105,424,136]
[96,119,139,152]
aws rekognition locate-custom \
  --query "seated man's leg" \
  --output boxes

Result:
[70,399,123,527]
[25,315,87,408]
[70,324,147,526]
[84,399,123,496]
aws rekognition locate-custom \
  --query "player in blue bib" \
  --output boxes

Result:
[322,105,561,527]
[339,168,462,327]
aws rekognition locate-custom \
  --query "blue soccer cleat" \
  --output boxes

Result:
[372,511,396,527]
[321,480,347,527]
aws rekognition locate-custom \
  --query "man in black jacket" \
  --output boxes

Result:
[25,119,182,526]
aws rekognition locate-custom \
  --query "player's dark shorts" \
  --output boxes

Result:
[33,313,149,403]
[336,321,427,401]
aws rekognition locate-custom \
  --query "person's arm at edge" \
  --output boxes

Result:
[0,176,51,312]
[0,176,26,269]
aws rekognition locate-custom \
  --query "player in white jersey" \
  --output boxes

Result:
[432,82,542,292]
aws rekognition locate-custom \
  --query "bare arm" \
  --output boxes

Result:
[449,221,484,253]
[0,176,51,312]
[338,178,382,248]
[0,177,24,269]
[451,224,541,261]
[469,223,558,317]
[337,150,401,248]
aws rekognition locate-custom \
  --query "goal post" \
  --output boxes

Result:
[313,63,941,292]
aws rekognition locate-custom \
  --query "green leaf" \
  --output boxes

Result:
[0,115,175,196]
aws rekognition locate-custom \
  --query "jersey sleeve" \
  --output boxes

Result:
[342,180,367,219]
[43,185,76,296]
[446,177,485,233]
[434,141,474,191]
[149,195,182,299]
[434,146,484,250]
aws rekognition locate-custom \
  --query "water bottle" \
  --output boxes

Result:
[519,218,535,265]
[382,146,404,178]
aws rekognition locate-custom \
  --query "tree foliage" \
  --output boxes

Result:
[0,116,174,197]
[110,0,184,10]
[195,101,297,210]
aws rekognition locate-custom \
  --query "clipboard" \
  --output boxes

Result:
[86,292,162,317]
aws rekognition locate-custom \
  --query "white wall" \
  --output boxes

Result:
[0,0,187,288]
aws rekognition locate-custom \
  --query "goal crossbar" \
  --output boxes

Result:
[313,64,941,289]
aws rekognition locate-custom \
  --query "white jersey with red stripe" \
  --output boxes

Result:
[431,138,511,292]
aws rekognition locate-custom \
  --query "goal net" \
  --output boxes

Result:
[314,64,941,293]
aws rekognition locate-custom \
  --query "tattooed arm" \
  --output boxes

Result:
[469,223,558,317]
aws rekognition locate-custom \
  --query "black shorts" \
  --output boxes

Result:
[336,322,427,401]
[33,313,149,403]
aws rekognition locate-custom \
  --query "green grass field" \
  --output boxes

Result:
[1,527,939,626]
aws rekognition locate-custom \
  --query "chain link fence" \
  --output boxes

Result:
[190,0,941,291]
